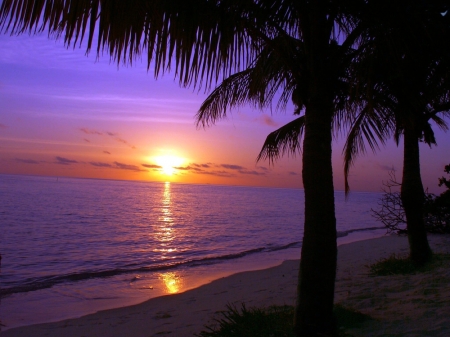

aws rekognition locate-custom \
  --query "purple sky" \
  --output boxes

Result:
[0,32,449,193]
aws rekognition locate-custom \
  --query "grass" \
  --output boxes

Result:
[196,304,371,337]
[369,253,450,276]
[334,304,371,331]
[197,304,294,337]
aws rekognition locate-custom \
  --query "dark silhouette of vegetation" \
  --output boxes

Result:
[369,253,450,275]
[438,164,450,191]
[198,304,295,337]
[425,165,450,233]
[344,1,450,266]
[372,167,450,235]
[197,304,370,337]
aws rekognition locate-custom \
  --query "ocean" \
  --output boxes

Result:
[0,174,386,330]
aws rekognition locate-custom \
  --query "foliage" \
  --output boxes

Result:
[197,304,370,337]
[197,304,295,337]
[371,171,406,233]
[333,304,372,332]
[439,164,450,189]
[342,1,450,193]
[369,254,418,275]
[372,168,450,234]
[369,253,450,275]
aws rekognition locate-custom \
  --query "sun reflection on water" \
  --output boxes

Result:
[154,182,177,257]
[159,272,182,294]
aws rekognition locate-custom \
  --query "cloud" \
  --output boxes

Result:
[238,169,265,176]
[190,167,205,172]
[173,166,192,171]
[89,161,147,171]
[257,166,269,171]
[83,138,90,143]
[113,161,146,172]
[170,162,269,177]
[221,164,245,170]
[142,163,162,169]
[192,163,211,168]
[289,171,299,176]
[79,128,103,135]
[0,123,8,129]
[15,158,40,164]
[90,162,113,168]
[56,156,78,165]
[168,162,234,177]
[114,136,136,149]
[172,165,203,173]
[194,170,236,177]
[103,151,111,155]
[79,128,136,149]
[256,114,278,127]
[105,131,136,150]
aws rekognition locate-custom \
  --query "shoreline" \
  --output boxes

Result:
[0,229,385,332]
[3,234,450,336]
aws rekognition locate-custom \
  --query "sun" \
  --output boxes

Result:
[155,155,184,175]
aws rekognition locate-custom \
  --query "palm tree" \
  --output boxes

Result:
[250,1,450,269]
[196,8,367,335]
[344,1,450,266]
[0,1,366,335]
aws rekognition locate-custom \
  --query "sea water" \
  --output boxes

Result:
[0,174,386,330]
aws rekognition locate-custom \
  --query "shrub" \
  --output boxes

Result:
[371,167,450,234]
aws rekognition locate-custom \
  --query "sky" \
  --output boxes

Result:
[0,32,449,193]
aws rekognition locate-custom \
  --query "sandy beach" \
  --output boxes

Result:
[2,234,450,337]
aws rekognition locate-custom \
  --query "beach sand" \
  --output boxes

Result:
[2,234,450,336]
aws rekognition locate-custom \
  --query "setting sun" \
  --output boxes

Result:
[155,155,185,175]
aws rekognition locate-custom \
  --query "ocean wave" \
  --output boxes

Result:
[0,241,302,298]
[0,227,385,298]
[337,226,385,237]
[0,226,385,298]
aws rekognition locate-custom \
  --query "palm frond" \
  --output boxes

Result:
[0,0,271,88]
[343,106,393,193]
[430,114,450,131]
[256,116,305,165]
[421,122,437,146]
[196,33,304,127]
[196,69,253,127]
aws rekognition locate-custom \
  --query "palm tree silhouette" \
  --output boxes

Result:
[196,7,365,336]
[344,1,450,266]
[246,2,450,269]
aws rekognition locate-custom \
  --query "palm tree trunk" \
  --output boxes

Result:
[401,127,432,266]
[294,97,337,335]
[293,7,337,336]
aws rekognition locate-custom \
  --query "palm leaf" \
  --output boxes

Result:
[196,33,303,127]
[196,69,254,127]
[256,116,305,164]
[430,114,450,131]
[0,0,286,88]
[343,105,393,193]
